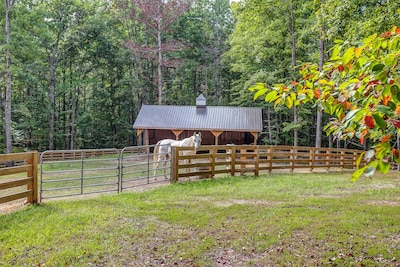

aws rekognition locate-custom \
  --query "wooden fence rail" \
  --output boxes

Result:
[0,152,38,205]
[171,145,364,182]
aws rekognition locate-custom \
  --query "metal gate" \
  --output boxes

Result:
[120,145,170,191]
[40,149,120,200]
[40,146,171,200]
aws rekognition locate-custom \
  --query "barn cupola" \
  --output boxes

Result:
[196,93,206,108]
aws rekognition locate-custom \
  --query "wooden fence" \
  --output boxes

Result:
[0,152,39,205]
[171,145,364,182]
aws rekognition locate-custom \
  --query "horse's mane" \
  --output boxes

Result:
[181,136,194,146]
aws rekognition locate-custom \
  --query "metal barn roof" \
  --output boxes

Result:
[133,104,263,132]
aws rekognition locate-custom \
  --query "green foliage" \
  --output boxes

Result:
[1,0,138,150]
[1,0,239,150]
[251,27,400,179]
[3,0,400,151]
[167,0,234,105]
[225,0,323,145]
[317,0,400,41]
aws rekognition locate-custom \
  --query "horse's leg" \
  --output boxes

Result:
[163,154,169,179]
[153,143,160,179]
[153,156,159,179]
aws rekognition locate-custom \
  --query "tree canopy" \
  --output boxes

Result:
[251,26,400,179]
[1,0,400,155]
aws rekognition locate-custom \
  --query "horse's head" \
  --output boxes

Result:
[193,132,202,150]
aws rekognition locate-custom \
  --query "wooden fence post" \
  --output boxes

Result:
[310,148,315,172]
[26,151,39,204]
[268,146,272,173]
[0,152,39,205]
[31,152,38,204]
[170,146,178,183]
[340,150,345,170]
[291,147,295,172]
[326,149,330,172]
[230,146,236,176]
[211,146,216,178]
[255,146,260,176]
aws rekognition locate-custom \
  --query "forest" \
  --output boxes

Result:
[1,0,399,153]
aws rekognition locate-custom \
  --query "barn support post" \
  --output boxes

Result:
[211,130,223,145]
[250,132,258,144]
[137,129,144,146]
[172,130,184,140]
[145,129,149,146]
[144,129,150,153]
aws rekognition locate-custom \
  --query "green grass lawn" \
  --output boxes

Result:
[1,171,400,266]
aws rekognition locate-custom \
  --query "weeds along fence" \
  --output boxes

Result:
[171,145,364,182]
[0,152,38,205]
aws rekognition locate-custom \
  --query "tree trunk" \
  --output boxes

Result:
[289,2,298,146]
[157,4,163,104]
[293,106,298,146]
[5,0,14,154]
[48,31,61,150]
[214,60,221,104]
[49,56,56,150]
[70,89,78,150]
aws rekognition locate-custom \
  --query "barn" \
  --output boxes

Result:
[133,94,263,146]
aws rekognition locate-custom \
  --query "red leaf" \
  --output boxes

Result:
[365,116,375,129]
[367,80,379,86]
[381,134,392,143]
[342,101,351,110]
[393,149,400,159]
[361,129,369,137]
[380,31,392,38]
[338,65,344,72]
[391,119,400,128]
[381,95,391,106]
[314,89,321,99]
[360,137,365,144]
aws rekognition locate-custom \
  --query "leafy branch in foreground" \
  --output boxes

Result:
[250,26,400,180]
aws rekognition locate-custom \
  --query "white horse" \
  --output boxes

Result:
[153,132,202,179]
